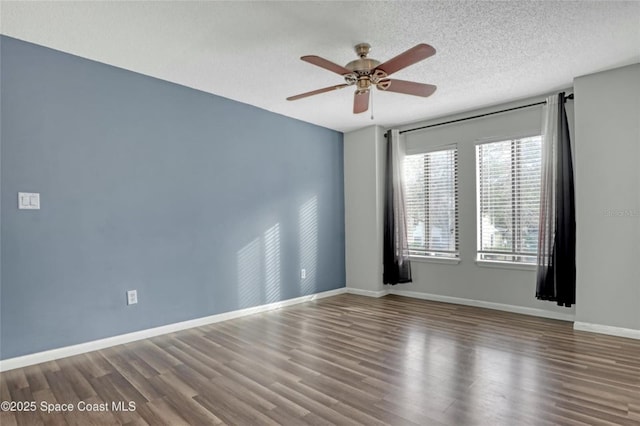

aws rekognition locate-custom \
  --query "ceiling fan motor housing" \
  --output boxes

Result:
[345,58,381,75]
[345,43,381,76]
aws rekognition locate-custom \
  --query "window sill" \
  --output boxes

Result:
[475,260,537,271]
[410,256,461,265]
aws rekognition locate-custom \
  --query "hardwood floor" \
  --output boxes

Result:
[1,294,639,425]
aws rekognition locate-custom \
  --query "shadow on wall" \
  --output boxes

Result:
[264,223,282,304]
[235,195,319,309]
[299,195,318,296]
[237,223,282,309]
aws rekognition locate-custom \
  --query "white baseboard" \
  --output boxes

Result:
[12,286,633,372]
[345,287,390,298]
[0,287,347,372]
[573,322,640,340]
[389,289,575,322]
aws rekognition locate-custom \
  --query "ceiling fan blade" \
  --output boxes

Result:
[301,55,353,76]
[376,44,436,76]
[381,79,437,97]
[353,90,369,114]
[287,84,349,101]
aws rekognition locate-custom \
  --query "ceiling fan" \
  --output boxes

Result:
[287,43,437,114]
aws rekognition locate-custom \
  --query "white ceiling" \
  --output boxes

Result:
[1,1,639,133]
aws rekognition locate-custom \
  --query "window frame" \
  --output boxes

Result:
[403,144,460,261]
[474,134,542,265]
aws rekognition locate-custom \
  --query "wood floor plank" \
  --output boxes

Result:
[143,398,190,426]
[31,388,68,426]
[8,386,45,426]
[146,375,223,425]
[55,358,97,401]
[97,348,164,402]
[0,411,18,426]
[268,381,363,425]
[87,374,140,425]
[197,361,311,418]
[22,365,49,394]
[1,294,639,425]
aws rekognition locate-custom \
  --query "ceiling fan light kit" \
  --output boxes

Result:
[287,42,437,114]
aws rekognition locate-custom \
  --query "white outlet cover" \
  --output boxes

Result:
[18,192,40,210]
[127,290,138,305]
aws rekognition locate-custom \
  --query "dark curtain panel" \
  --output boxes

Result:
[536,92,576,307]
[383,129,412,285]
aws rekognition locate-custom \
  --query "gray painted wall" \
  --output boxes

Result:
[344,96,575,317]
[398,97,574,315]
[0,36,345,359]
[574,63,640,330]
[395,98,574,315]
[344,125,385,293]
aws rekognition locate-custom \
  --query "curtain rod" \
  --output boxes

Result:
[390,93,574,136]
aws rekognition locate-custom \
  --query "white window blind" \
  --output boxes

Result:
[476,136,542,263]
[403,147,459,258]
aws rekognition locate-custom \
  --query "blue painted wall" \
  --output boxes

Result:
[0,36,345,359]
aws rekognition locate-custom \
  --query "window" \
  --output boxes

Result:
[404,147,459,258]
[476,136,542,264]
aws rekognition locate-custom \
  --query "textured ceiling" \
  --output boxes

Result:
[1,1,639,133]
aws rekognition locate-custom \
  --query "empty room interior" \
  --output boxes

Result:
[1,1,639,425]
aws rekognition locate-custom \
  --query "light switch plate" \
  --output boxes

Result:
[18,192,40,210]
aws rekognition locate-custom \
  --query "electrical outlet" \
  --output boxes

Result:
[301,269,306,279]
[127,290,138,305]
